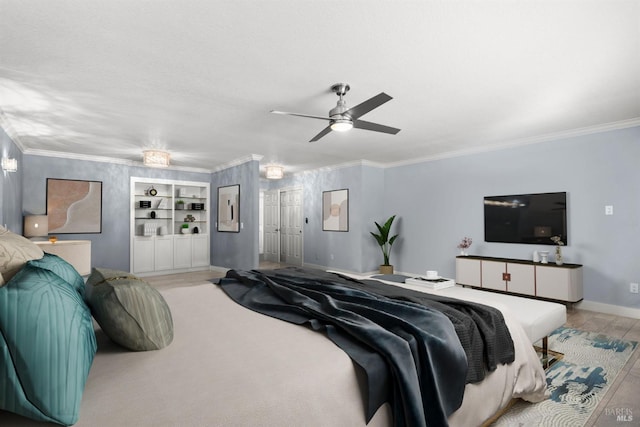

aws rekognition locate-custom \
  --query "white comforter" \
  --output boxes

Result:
[0,281,547,427]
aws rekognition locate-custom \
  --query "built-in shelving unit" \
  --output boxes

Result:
[130,177,210,275]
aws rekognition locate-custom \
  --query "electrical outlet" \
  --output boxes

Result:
[631,283,639,294]
[605,205,614,215]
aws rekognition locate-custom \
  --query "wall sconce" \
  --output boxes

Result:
[2,157,17,172]
[24,215,49,239]
[265,165,284,180]
[143,150,170,168]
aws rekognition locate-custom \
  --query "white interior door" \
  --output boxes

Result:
[263,190,279,263]
[280,189,303,266]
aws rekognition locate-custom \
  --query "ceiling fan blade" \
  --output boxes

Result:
[352,119,401,135]
[344,92,393,120]
[309,125,333,142]
[270,110,330,121]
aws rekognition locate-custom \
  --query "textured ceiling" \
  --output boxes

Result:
[1,1,638,175]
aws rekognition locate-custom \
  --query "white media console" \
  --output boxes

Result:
[455,255,583,303]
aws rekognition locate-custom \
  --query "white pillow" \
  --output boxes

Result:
[0,225,44,286]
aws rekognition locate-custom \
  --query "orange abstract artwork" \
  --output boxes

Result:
[46,179,102,233]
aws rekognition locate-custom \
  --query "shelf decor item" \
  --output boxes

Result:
[457,236,472,256]
[175,200,185,210]
[550,235,564,265]
[539,251,550,264]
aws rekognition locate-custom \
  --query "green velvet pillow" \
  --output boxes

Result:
[0,264,96,425]
[86,268,173,351]
[28,253,85,298]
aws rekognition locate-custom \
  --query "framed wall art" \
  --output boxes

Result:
[322,188,349,232]
[217,184,240,232]
[46,178,103,234]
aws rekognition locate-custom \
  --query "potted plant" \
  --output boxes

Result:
[370,215,399,274]
[176,200,185,210]
[181,223,190,234]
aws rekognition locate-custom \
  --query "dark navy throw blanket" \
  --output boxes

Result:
[217,268,514,427]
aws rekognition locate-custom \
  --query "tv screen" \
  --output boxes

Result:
[484,192,567,245]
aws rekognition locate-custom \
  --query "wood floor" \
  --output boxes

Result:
[565,306,640,427]
[144,268,640,427]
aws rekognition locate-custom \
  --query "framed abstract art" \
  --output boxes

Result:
[322,189,348,232]
[46,178,103,234]
[217,184,240,232]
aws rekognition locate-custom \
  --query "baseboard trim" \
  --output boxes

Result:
[210,265,230,274]
[576,300,640,320]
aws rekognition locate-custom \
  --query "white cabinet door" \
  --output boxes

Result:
[173,235,192,269]
[507,263,535,296]
[536,266,583,302]
[133,237,155,273]
[155,236,174,271]
[481,261,507,291]
[456,257,481,286]
[191,234,210,267]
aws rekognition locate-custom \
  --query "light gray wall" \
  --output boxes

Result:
[384,126,640,310]
[263,163,385,273]
[22,155,211,271]
[0,128,22,232]
[9,124,640,311]
[211,160,260,270]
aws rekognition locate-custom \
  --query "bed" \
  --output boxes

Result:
[1,271,547,427]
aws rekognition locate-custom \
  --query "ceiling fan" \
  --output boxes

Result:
[271,83,401,142]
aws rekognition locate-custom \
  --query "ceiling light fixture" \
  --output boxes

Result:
[265,165,284,180]
[143,150,170,168]
[2,157,17,172]
[330,118,353,132]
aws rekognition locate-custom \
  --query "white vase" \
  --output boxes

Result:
[539,251,549,264]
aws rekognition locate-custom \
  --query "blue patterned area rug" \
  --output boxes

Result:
[493,327,637,427]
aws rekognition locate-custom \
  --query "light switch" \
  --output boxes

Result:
[605,205,613,215]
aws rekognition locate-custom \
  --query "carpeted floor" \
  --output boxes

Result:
[493,327,638,427]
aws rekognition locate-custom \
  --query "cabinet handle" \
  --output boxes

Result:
[502,272,511,281]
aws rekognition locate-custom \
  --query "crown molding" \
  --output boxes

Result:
[384,117,640,169]
[22,148,212,174]
[211,154,263,172]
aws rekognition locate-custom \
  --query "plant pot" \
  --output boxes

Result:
[379,265,394,275]
[176,205,185,210]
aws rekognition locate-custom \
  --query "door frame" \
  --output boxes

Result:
[261,185,304,265]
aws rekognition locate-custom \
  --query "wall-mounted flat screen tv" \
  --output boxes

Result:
[484,192,567,245]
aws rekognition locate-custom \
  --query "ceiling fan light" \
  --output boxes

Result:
[143,150,170,168]
[330,119,353,132]
[265,165,284,179]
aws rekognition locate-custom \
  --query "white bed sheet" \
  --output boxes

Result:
[0,280,547,426]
